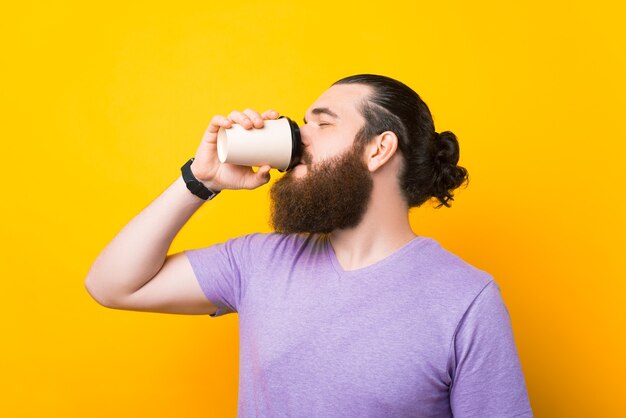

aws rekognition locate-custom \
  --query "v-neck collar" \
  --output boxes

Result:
[324,234,430,278]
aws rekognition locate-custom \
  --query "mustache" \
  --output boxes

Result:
[299,152,313,165]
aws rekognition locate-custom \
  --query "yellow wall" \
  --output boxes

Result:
[2,1,624,416]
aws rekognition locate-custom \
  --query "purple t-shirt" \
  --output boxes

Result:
[185,232,533,417]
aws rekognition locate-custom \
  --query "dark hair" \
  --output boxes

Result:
[332,74,469,209]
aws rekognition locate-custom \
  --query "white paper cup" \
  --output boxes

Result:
[217,116,302,172]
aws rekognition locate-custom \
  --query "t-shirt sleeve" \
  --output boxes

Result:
[448,280,533,417]
[184,233,256,318]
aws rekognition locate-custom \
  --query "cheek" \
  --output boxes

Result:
[307,128,354,162]
[316,144,352,163]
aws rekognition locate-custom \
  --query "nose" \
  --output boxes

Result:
[295,125,313,164]
[299,123,311,147]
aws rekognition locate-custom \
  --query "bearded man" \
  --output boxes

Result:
[85,74,533,417]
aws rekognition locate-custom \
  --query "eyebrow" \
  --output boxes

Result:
[303,107,339,124]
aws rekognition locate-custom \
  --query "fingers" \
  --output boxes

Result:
[261,109,280,120]
[203,115,232,140]
[228,109,257,129]
[203,109,279,144]
[228,109,280,129]
[257,164,272,177]
[244,165,272,189]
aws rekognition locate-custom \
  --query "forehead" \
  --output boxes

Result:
[305,83,372,122]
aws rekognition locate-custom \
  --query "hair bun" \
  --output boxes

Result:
[430,130,469,208]
[434,131,460,166]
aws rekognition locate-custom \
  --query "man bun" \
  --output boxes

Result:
[430,131,469,208]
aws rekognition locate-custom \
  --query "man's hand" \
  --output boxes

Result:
[191,108,281,191]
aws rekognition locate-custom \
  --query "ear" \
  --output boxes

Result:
[364,131,399,172]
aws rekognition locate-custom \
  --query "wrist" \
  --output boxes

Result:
[190,161,222,192]
[181,158,221,201]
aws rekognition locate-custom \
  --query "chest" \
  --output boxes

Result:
[239,272,453,405]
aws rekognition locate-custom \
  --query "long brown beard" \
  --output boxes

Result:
[269,141,373,234]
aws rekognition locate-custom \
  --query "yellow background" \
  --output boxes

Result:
[1,0,624,416]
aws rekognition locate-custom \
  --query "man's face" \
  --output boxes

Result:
[269,84,375,234]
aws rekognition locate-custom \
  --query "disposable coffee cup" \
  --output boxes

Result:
[217,116,302,172]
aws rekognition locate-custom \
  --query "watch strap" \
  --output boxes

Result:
[181,158,220,201]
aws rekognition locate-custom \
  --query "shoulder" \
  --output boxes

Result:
[419,237,493,283]
[211,231,315,259]
[408,236,497,308]
[231,231,311,249]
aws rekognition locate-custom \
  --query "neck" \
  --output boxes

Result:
[328,184,417,271]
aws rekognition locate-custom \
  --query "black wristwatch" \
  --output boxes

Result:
[181,158,220,201]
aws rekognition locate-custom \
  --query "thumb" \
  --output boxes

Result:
[255,165,272,185]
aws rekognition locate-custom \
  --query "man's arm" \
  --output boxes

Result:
[84,175,217,313]
[449,280,533,416]
[84,109,277,314]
